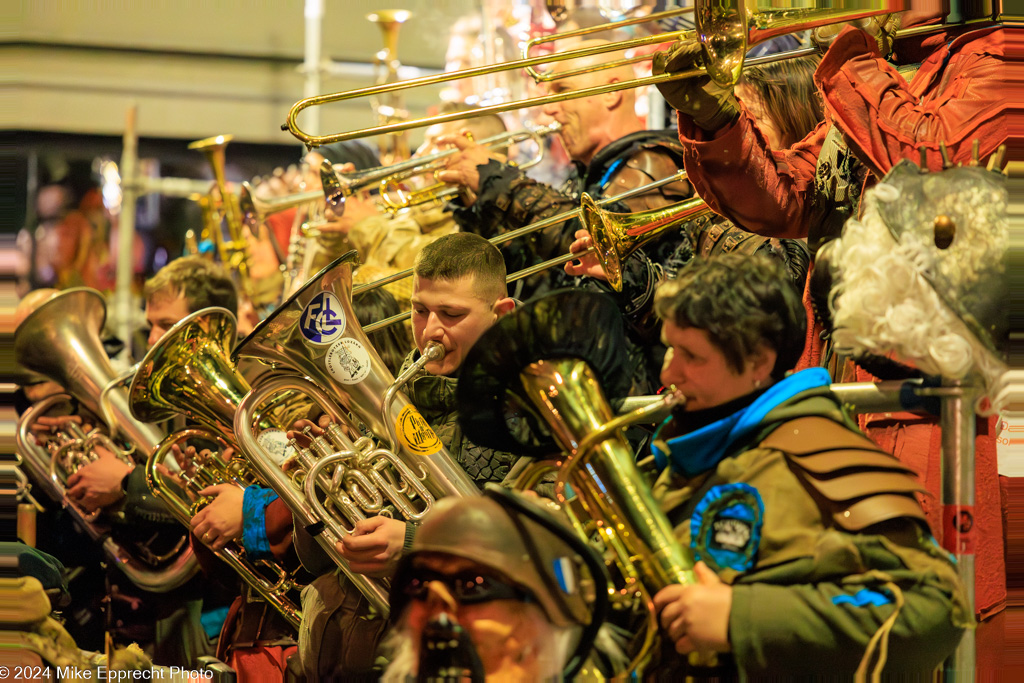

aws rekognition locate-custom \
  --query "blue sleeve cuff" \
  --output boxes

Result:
[242,486,279,560]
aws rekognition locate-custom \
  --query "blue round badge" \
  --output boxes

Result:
[299,291,347,345]
[690,482,764,573]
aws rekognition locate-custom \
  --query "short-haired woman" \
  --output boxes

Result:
[647,254,968,678]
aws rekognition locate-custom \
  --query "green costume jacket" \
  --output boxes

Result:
[650,369,969,678]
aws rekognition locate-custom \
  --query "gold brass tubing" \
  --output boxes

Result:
[293,37,814,150]
[522,7,696,82]
[351,169,689,298]
[284,0,897,147]
[284,44,699,148]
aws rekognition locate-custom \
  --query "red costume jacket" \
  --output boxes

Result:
[673,24,1007,617]
[676,25,1004,239]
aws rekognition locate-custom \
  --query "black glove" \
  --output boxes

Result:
[653,41,740,133]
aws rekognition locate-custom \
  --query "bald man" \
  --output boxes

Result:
[436,39,694,303]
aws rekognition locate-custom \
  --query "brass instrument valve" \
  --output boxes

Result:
[181,469,203,492]
[303,426,335,459]
[284,437,310,472]
[66,422,88,440]
[324,423,355,452]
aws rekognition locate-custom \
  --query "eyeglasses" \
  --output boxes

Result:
[399,568,534,606]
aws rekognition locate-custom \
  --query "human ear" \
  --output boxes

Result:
[603,84,623,111]
[493,297,516,318]
[753,348,774,385]
[748,345,778,383]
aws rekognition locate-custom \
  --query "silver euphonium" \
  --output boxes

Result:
[128,307,305,628]
[13,288,198,592]
[232,251,480,616]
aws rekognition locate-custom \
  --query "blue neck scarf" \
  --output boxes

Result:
[652,368,831,477]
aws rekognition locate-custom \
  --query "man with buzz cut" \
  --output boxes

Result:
[298,232,523,681]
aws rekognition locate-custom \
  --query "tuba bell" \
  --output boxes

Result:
[128,306,305,629]
[232,251,480,617]
[13,288,198,592]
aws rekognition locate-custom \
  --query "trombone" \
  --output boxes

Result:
[319,122,562,216]
[362,181,710,333]
[352,168,690,309]
[283,0,898,148]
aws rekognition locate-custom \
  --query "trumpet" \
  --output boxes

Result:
[319,122,562,215]
[238,182,324,232]
[232,251,480,617]
[14,288,198,592]
[376,122,562,213]
[128,306,306,628]
[283,0,897,147]
[237,181,328,298]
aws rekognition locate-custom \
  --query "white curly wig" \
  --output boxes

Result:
[829,160,1007,409]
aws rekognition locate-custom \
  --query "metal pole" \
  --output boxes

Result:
[303,0,324,138]
[939,380,978,680]
[114,105,139,368]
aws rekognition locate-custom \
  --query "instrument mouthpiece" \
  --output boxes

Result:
[423,342,446,362]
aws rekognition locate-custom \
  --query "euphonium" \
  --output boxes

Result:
[515,361,694,672]
[457,291,700,673]
[128,306,304,629]
[13,288,198,592]
[232,251,480,616]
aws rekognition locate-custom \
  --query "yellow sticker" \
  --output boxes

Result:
[396,405,443,455]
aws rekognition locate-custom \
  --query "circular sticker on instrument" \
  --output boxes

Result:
[256,428,294,466]
[396,405,443,455]
[325,338,372,385]
[299,291,346,345]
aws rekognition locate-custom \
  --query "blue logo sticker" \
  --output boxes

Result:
[299,292,346,345]
[691,483,764,573]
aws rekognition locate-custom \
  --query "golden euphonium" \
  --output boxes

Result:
[456,290,702,674]
[128,306,304,629]
[232,251,480,617]
[513,359,695,672]
[13,288,198,592]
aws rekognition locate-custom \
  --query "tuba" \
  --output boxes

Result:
[13,288,198,592]
[456,291,699,673]
[232,251,480,616]
[128,306,305,629]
